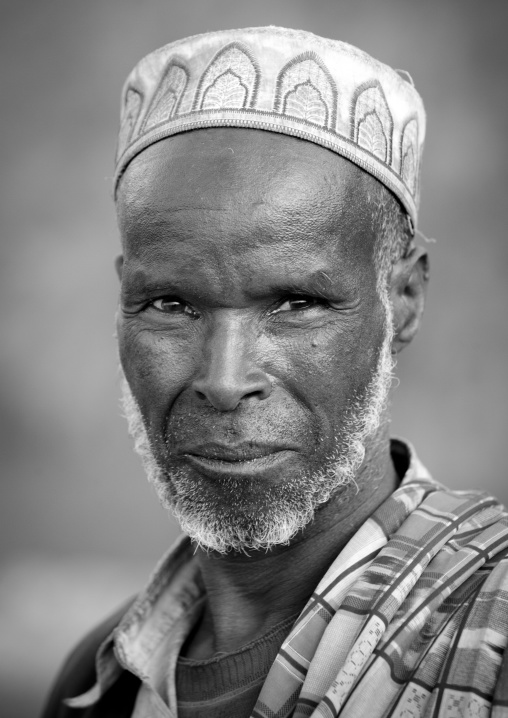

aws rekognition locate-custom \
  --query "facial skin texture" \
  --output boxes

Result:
[115,128,428,656]
[119,322,393,552]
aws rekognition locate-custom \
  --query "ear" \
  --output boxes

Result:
[114,255,124,281]
[390,246,429,353]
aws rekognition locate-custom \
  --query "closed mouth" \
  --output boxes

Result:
[179,443,292,463]
[179,444,296,477]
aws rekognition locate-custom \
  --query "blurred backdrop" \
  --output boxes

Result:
[1,0,508,715]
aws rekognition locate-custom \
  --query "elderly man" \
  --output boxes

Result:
[42,26,508,718]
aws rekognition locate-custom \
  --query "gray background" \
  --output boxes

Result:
[1,0,507,715]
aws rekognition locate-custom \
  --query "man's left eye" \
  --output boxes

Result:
[272,297,324,313]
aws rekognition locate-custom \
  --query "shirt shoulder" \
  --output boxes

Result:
[40,596,137,718]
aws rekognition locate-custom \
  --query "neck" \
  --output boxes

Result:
[183,428,398,659]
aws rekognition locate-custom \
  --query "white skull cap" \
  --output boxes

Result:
[115,26,426,228]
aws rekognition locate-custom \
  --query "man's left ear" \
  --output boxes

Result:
[390,246,429,353]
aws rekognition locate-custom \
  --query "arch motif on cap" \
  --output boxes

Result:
[194,42,260,111]
[274,52,337,130]
[351,81,393,165]
[399,117,419,195]
[116,87,143,162]
[142,60,189,133]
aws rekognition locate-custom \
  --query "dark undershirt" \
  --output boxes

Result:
[175,613,298,718]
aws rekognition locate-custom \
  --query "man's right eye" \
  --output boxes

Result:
[150,297,198,318]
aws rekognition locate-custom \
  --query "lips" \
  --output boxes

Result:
[176,442,297,479]
[180,442,291,462]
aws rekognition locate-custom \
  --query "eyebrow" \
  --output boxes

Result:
[121,266,181,293]
[264,270,337,296]
[121,264,352,304]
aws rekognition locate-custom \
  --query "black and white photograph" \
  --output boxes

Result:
[1,2,508,716]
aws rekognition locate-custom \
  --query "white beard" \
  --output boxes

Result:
[120,302,394,554]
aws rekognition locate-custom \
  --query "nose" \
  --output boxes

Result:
[191,312,272,412]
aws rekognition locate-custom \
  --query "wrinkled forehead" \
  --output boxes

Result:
[117,127,381,237]
[115,129,384,289]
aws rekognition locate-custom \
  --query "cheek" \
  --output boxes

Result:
[277,312,385,433]
[117,320,198,428]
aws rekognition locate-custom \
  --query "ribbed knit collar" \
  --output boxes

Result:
[176,612,298,702]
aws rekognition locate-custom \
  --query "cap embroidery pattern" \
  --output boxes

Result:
[400,117,419,194]
[141,61,188,133]
[115,27,426,226]
[275,52,337,129]
[352,81,393,165]
[116,88,142,160]
[194,42,260,111]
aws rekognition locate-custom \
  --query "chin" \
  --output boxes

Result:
[148,458,355,554]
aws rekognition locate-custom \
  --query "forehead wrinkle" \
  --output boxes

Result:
[118,129,380,277]
[121,207,231,262]
[123,232,348,297]
[123,203,371,286]
[121,205,376,297]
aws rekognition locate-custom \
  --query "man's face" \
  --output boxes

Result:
[116,128,391,552]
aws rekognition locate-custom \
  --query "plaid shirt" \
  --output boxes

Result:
[68,441,508,717]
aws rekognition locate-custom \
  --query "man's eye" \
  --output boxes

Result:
[272,296,323,314]
[150,297,198,317]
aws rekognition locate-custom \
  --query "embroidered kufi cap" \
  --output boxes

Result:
[115,26,426,228]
